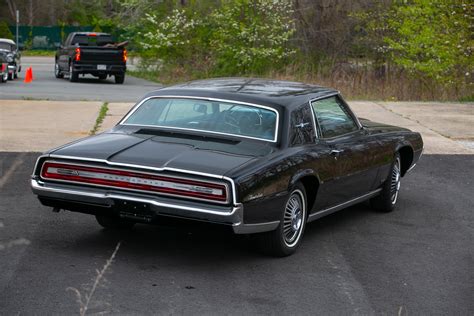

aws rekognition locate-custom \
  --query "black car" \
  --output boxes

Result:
[55,32,127,83]
[31,78,423,256]
[0,38,21,80]
[0,52,8,82]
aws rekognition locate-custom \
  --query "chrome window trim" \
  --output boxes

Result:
[34,154,238,205]
[40,160,231,205]
[309,92,363,139]
[119,95,280,143]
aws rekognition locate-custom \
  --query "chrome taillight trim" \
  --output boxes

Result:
[37,157,233,205]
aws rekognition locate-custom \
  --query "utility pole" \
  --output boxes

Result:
[16,10,19,45]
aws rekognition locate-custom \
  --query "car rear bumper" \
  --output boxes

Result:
[31,179,279,234]
[72,63,126,75]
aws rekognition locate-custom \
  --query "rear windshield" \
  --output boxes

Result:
[71,34,114,46]
[122,98,279,142]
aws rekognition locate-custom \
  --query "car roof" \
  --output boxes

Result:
[146,78,339,110]
[0,38,16,45]
[71,32,111,36]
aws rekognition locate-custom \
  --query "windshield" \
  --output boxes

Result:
[122,98,278,141]
[0,43,13,51]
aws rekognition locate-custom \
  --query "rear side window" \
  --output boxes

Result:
[290,104,316,146]
[311,96,358,138]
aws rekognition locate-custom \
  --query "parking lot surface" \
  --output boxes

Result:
[0,152,472,314]
[0,57,161,102]
[1,66,473,314]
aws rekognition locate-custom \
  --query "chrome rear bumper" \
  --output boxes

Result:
[31,179,279,234]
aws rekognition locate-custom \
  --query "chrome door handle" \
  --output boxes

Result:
[330,149,344,155]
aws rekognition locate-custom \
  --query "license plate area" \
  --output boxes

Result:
[116,200,154,222]
[97,64,107,70]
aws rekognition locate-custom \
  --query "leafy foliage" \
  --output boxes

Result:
[0,21,14,40]
[137,0,295,75]
[358,0,473,85]
[209,0,295,74]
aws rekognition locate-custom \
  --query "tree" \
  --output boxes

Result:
[0,21,14,39]
[364,0,473,84]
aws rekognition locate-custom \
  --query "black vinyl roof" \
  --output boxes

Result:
[146,78,339,110]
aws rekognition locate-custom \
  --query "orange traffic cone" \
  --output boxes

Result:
[24,67,33,83]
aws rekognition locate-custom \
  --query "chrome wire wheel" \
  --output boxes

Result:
[390,157,401,205]
[283,189,306,247]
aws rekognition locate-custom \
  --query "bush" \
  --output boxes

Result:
[136,0,296,76]
[0,21,14,40]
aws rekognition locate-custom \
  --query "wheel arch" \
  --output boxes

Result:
[289,170,320,213]
[397,145,414,176]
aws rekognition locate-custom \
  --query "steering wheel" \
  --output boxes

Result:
[223,110,240,132]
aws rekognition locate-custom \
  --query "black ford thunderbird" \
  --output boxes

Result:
[31,78,423,256]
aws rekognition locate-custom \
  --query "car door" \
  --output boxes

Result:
[58,34,71,70]
[310,95,380,208]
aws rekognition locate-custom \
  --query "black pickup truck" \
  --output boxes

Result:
[55,32,127,84]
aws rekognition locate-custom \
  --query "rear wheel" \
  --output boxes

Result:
[96,215,135,229]
[7,72,13,80]
[69,63,78,82]
[371,153,401,212]
[115,73,125,84]
[257,183,307,257]
[1,72,7,82]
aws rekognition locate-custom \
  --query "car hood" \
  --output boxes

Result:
[49,132,268,176]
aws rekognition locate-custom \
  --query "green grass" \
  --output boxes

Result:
[21,50,56,57]
[89,102,109,135]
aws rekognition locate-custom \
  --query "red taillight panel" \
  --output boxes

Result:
[75,48,81,61]
[40,162,228,203]
[123,49,127,62]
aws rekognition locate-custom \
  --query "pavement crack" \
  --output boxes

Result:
[0,153,27,189]
[67,241,122,316]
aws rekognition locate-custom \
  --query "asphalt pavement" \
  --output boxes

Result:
[0,152,473,315]
[0,57,161,102]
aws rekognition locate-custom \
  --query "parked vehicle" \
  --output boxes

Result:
[0,38,21,80]
[55,32,127,84]
[0,52,8,82]
[31,78,423,256]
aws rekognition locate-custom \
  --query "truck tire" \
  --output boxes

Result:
[54,62,64,78]
[115,74,125,84]
[69,63,78,82]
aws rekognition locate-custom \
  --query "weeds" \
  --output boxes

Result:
[89,102,109,135]
[67,241,122,316]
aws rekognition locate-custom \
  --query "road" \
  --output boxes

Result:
[0,57,161,102]
[0,152,473,315]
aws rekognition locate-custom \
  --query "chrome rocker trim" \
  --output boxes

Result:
[308,188,382,222]
[31,179,278,234]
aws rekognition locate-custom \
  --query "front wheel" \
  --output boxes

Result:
[54,62,63,78]
[96,215,135,229]
[1,72,7,82]
[371,153,401,212]
[257,183,307,257]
